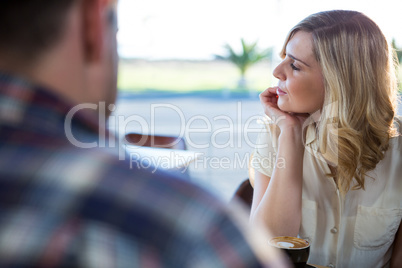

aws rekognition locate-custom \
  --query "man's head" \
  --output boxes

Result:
[0,1,75,64]
[0,0,119,111]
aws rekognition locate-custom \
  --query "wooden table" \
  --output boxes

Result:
[125,145,202,170]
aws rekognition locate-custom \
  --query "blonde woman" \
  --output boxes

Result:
[250,10,402,267]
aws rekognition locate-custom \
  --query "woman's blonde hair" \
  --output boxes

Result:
[280,10,399,193]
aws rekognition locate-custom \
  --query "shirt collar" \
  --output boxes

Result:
[0,71,103,137]
[305,123,317,145]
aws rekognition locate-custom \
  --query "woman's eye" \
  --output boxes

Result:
[290,63,300,71]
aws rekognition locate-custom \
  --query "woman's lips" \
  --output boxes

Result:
[276,87,287,95]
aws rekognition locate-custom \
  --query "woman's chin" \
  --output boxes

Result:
[277,104,293,113]
[278,103,308,114]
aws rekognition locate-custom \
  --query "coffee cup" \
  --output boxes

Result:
[269,236,310,268]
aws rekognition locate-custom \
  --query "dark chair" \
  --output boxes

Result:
[125,133,187,150]
[230,179,254,211]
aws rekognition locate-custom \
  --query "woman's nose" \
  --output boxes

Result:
[273,62,285,81]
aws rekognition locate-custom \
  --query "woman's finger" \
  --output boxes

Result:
[260,87,279,105]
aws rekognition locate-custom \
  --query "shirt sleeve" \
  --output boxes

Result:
[249,120,280,187]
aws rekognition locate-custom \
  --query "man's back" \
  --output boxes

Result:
[0,1,288,267]
[0,74,271,267]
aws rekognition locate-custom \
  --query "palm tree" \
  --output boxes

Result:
[216,39,272,88]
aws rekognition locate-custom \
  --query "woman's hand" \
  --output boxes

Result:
[259,87,309,132]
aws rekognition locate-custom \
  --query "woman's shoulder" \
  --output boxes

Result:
[259,116,280,132]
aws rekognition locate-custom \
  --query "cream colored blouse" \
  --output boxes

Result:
[250,117,402,268]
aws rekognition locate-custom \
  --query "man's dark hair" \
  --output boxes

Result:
[0,0,76,63]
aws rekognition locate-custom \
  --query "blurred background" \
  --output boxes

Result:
[112,0,402,200]
[117,0,402,94]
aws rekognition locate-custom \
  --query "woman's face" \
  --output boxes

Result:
[273,31,325,114]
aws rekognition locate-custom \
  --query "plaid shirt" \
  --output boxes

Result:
[0,72,271,268]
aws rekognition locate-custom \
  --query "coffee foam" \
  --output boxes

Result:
[269,236,309,249]
[277,242,295,248]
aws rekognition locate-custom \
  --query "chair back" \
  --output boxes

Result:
[125,133,187,150]
[230,179,254,211]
